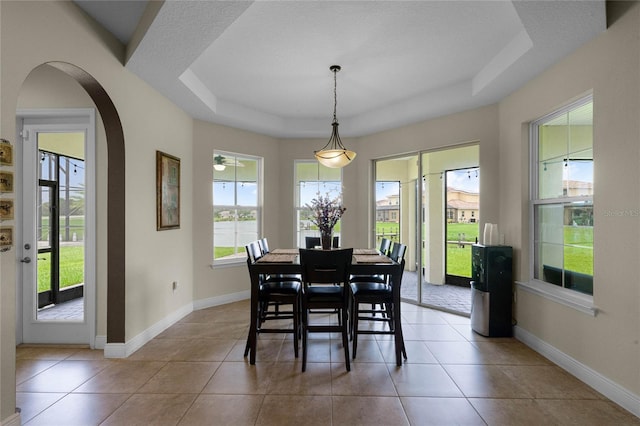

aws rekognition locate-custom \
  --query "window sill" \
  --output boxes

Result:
[210,259,245,269]
[516,280,598,316]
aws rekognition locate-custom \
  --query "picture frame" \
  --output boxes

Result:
[156,150,180,230]
[0,226,13,248]
[0,172,13,193]
[0,140,13,166]
[0,198,14,220]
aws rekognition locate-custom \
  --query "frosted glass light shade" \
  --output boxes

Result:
[315,149,357,168]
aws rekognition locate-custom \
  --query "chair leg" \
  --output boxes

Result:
[342,306,350,372]
[301,306,308,372]
[243,328,251,357]
[293,295,299,358]
[352,300,359,359]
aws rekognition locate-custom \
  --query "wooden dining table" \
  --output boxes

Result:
[246,248,405,366]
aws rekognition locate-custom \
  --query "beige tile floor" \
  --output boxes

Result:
[16,300,639,425]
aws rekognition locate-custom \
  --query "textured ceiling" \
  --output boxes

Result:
[75,1,606,138]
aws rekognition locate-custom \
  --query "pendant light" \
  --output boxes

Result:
[314,65,356,168]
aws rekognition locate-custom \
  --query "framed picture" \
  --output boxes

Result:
[0,198,14,220]
[0,140,13,166]
[0,226,13,248]
[0,172,13,193]
[156,151,180,230]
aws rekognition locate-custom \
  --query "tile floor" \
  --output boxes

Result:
[16,300,639,425]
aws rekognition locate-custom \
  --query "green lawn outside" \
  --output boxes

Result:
[37,246,84,292]
[215,247,236,258]
[563,226,593,275]
[446,223,479,277]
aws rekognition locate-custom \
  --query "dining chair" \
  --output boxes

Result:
[349,243,407,360]
[258,237,301,283]
[350,237,391,286]
[379,237,392,256]
[299,248,353,372]
[388,241,406,262]
[244,241,301,358]
[258,237,270,255]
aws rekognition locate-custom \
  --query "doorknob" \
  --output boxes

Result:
[20,257,31,263]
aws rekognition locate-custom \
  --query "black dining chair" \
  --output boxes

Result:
[349,243,407,360]
[244,241,301,358]
[259,237,301,283]
[350,237,391,289]
[379,237,392,256]
[299,248,353,372]
[258,237,270,255]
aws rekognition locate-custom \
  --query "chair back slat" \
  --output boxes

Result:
[389,242,407,262]
[245,241,263,263]
[299,248,353,289]
[379,238,391,256]
[258,237,270,255]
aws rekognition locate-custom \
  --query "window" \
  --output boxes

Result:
[531,96,593,296]
[213,151,261,264]
[295,161,342,247]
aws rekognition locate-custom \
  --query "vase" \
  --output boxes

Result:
[320,231,333,250]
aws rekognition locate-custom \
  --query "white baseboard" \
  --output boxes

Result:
[94,335,106,350]
[193,290,249,310]
[104,302,194,358]
[1,412,20,426]
[514,325,640,418]
[101,292,249,359]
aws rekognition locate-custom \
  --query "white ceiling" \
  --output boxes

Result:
[74,0,605,138]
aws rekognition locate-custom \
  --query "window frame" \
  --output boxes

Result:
[294,160,343,248]
[520,95,597,316]
[212,150,262,266]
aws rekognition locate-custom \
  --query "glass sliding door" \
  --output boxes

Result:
[374,155,419,303]
[444,167,480,285]
[420,145,479,306]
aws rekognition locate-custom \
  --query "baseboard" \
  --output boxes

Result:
[94,335,106,350]
[101,293,250,359]
[104,302,194,358]
[514,325,640,418]
[1,412,20,426]
[193,290,249,310]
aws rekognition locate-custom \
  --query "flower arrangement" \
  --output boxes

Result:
[306,194,346,236]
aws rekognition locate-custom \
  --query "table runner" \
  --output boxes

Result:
[353,248,380,255]
[353,254,393,264]
[270,248,299,255]
[256,253,297,263]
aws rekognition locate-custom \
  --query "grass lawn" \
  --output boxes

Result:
[446,223,479,277]
[37,246,84,292]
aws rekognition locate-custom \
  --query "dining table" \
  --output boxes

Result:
[246,248,405,366]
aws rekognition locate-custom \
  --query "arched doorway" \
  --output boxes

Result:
[42,62,125,344]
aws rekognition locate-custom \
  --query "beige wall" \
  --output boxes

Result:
[192,120,279,301]
[1,1,194,420]
[500,2,640,395]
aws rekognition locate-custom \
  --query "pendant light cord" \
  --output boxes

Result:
[333,67,338,124]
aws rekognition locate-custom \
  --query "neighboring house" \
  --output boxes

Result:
[376,194,400,222]
[446,187,479,223]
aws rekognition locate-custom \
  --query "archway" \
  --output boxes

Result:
[45,62,125,343]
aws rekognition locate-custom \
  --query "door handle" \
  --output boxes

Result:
[20,257,31,263]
